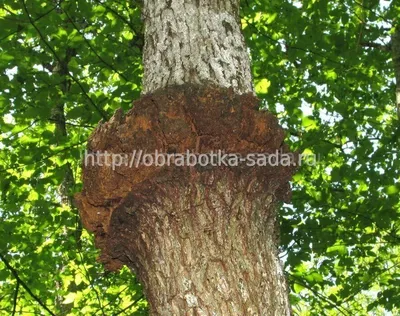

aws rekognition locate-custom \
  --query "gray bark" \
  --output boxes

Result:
[134,0,292,315]
[121,177,292,315]
[142,0,254,95]
[134,1,292,314]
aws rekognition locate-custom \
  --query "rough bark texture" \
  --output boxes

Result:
[142,0,253,95]
[76,0,296,314]
[75,86,296,315]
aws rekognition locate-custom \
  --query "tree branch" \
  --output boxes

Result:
[0,253,56,316]
[63,9,129,82]
[114,295,145,316]
[12,281,19,316]
[20,0,108,121]
[0,6,56,42]
[290,274,350,315]
[360,41,391,51]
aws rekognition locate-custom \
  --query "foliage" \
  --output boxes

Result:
[0,0,399,315]
[242,0,400,314]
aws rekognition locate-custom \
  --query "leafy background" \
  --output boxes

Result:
[0,0,399,315]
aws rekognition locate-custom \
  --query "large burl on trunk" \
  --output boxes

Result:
[75,85,296,315]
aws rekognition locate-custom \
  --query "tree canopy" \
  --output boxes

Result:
[0,0,399,315]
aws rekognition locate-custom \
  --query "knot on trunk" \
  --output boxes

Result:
[75,85,296,272]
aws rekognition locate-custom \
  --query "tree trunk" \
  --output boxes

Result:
[121,175,292,315]
[141,0,253,95]
[76,0,295,315]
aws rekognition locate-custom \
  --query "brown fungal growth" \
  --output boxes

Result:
[75,85,297,314]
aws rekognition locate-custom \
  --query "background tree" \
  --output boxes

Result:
[0,0,399,315]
